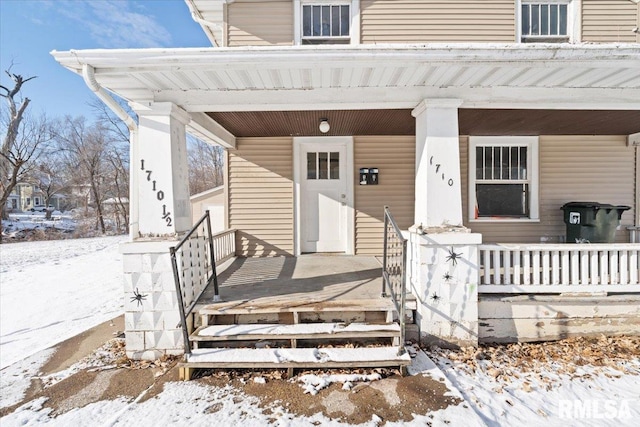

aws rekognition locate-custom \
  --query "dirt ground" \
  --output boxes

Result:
[0,317,460,424]
[6,319,637,425]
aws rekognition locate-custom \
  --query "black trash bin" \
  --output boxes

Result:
[560,202,630,243]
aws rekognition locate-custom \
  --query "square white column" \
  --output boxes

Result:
[132,102,192,236]
[412,99,464,228]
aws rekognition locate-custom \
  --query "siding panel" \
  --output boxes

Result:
[229,137,294,256]
[360,0,515,43]
[354,136,415,256]
[462,136,635,244]
[582,0,640,43]
[228,0,293,46]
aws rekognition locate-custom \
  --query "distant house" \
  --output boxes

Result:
[190,186,225,232]
[5,182,65,212]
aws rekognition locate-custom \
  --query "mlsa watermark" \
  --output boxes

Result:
[558,399,633,420]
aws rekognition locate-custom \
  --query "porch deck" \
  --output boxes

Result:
[195,255,389,311]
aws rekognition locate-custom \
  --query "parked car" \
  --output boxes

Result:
[29,205,54,212]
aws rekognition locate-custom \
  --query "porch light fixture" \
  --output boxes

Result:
[319,119,330,133]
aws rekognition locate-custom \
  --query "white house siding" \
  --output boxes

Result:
[354,135,415,256]
[360,0,515,43]
[227,0,293,46]
[582,0,640,43]
[461,135,636,244]
[228,137,295,256]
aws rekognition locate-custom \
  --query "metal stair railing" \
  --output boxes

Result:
[169,210,236,356]
[382,206,407,355]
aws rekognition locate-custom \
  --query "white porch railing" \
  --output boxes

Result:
[479,243,640,293]
[211,228,237,265]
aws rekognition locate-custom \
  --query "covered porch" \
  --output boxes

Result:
[51,43,640,360]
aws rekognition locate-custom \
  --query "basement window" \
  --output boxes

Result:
[469,137,539,222]
[519,0,571,43]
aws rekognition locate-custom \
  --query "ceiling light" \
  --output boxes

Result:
[319,119,330,134]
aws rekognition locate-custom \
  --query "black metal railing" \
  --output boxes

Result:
[382,206,407,355]
[169,211,235,355]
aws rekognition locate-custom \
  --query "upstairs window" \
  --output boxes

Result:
[520,1,570,43]
[302,4,350,44]
[469,137,539,221]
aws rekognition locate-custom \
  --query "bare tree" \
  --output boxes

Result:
[106,145,130,233]
[0,71,54,242]
[57,117,112,233]
[188,136,224,195]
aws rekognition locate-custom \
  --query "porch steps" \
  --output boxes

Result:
[190,322,401,344]
[179,298,411,380]
[182,347,410,371]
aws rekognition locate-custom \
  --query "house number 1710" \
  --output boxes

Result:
[140,159,172,226]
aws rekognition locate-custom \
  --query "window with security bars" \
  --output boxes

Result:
[302,4,350,44]
[521,1,569,42]
[470,137,539,220]
[307,151,340,180]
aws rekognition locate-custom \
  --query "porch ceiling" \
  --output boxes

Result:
[208,109,640,137]
[52,44,640,113]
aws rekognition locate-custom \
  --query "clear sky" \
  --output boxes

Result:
[0,0,211,119]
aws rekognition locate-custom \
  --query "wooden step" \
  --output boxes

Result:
[181,346,411,371]
[190,322,401,342]
[198,298,395,315]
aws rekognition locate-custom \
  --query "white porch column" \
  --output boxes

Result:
[412,99,464,228]
[133,102,192,236]
[409,99,480,347]
[120,102,193,360]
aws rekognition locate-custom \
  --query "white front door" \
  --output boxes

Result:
[297,138,352,253]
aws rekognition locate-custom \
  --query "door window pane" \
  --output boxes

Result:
[307,152,317,179]
[330,152,340,179]
[318,152,328,179]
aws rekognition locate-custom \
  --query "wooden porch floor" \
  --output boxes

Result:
[196,255,387,311]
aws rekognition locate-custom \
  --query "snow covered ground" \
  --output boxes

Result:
[2,211,76,238]
[1,236,639,426]
[0,236,126,369]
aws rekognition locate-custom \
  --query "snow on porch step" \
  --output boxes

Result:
[191,322,401,342]
[184,346,411,369]
[198,298,395,316]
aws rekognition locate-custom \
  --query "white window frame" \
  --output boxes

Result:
[294,0,360,45]
[516,0,581,43]
[468,136,540,223]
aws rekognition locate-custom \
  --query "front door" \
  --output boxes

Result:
[297,138,352,253]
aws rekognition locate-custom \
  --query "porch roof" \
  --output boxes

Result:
[52,44,640,113]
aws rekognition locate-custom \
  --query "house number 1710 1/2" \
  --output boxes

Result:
[140,159,172,226]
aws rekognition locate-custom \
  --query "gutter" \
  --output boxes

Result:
[185,0,221,47]
[82,64,137,133]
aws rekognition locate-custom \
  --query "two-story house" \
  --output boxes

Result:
[53,1,640,370]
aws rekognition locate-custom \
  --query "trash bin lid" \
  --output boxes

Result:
[561,202,603,210]
[561,202,631,211]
